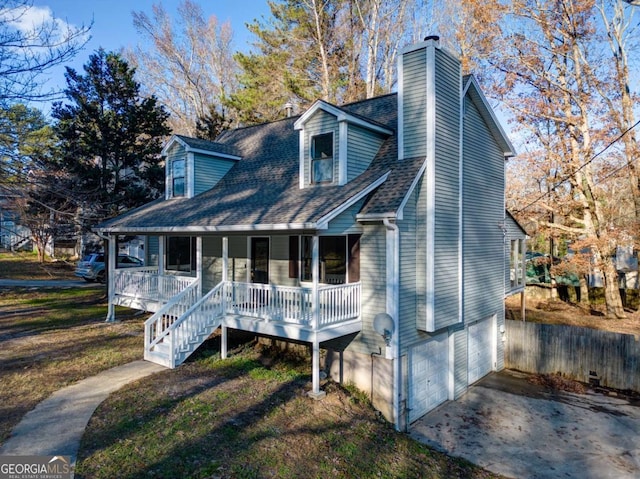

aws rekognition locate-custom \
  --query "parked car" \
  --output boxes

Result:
[75,253,143,283]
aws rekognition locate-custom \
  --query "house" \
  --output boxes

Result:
[96,37,519,430]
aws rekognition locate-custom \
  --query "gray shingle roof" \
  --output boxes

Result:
[99,93,426,233]
[173,134,241,158]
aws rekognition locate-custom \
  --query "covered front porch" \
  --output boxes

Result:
[105,234,362,397]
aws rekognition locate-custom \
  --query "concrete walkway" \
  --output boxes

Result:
[0,360,165,465]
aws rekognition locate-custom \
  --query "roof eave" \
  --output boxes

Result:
[463,76,516,158]
[95,222,326,235]
[295,100,393,136]
[160,134,242,160]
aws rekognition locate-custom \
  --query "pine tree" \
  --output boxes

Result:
[52,49,170,228]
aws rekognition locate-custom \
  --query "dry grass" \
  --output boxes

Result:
[505,295,640,337]
[75,343,506,479]
[0,287,147,445]
[0,251,77,280]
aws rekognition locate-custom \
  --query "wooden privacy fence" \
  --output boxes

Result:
[505,320,640,392]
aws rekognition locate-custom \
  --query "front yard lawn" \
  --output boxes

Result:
[0,251,77,280]
[75,342,505,479]
[0,287,146,445]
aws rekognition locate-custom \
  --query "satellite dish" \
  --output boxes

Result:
[373,313,394,345]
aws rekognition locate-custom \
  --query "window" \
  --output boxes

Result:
[172,158,185,197]
[166,236,196,273]
[298,235,360,284]
[311,133,333,184]
[510,239,525,289]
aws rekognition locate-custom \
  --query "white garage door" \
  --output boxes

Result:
[468,317,494,384]
[408,334,449,423]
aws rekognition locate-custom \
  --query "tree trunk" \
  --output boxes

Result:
[579,275,590,306]
[603,260,625,318]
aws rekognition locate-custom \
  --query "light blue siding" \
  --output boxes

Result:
[194,153,236,196]
[399,183,438,354]
[347,124,386,181]
[402,49,427,159]
[432,48,461,331]
[227,235,248,282]
[325,200,365,235]
[343,224,387,355]
[462,94,506,369]
[270,235,296,287]
[202,236,222,290]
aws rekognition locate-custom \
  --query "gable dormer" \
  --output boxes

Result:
[294,101,392,189]
[162,135,241,200]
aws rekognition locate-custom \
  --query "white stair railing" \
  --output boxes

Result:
[144,279,200,365]
[163,281,227,367]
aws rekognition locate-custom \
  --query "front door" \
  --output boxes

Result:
[250,237,269,284]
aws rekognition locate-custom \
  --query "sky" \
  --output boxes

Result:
[26,0,273,112]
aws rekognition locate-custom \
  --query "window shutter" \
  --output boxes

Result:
[289,236,299,278]
[348,234,360,283]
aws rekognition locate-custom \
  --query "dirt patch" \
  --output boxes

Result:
[505,295,640,337]
[527,372,588,394]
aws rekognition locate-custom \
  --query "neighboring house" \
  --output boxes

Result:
[97,37,520,430]
[0,192,31,251]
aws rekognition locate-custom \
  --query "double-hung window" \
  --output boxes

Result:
[172,158,185,197]
[311,133,333,184]
[166,236,196,273]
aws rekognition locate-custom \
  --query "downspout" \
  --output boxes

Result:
[383,218,401,431]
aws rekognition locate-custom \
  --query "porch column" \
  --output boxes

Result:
[520,239,527,321]
[158,236,165,299]
[308,336,326,400]
[222,237,228,282]
[311,235,319,330]
[196,236,203,297]
[221,236,229,360]
[105,234,117,322]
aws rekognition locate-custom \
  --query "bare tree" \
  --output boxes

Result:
[353,0,413,97]
[493,0,630,318]
[129,0,237,136]
[0,0,91,106]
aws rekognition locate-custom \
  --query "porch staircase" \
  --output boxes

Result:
[144,280,226,368]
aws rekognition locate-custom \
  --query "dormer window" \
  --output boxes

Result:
[311,133,334,184]
[172,158,185,197]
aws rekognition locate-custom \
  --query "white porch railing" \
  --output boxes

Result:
[139,276,361,368]
[318,282,361,327]
[118,270,361,329]
[226,282,361,326]
[114,268,196,303]
[228,282,313,324]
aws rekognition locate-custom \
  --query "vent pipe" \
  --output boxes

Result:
[284,102,293,118]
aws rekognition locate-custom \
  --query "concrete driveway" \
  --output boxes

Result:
[410,369,640,479]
